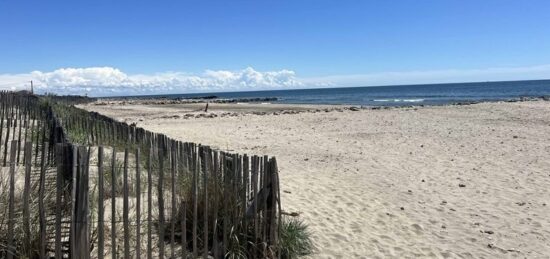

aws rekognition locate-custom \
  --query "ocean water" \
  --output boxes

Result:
[127,80,550,106]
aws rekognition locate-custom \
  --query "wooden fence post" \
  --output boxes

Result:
[170,143,176,259]
[123,148,130,259]
[136,147,141,259]
[73,146,90,259]
[98,146,105,259]
[192,144,198,258]
[22,142,32,256]
[181,143,188,259]
[55,144,63,259]
[222,152,229,256]
[157,138,165,259]
[70,145,77,257]
[39,142,48,259]
[147,146,153,259]
[262,156,268,255]
[203,147,210,259]
[212,151,219,259]
[111,147,118,259]
[7,141,17,259]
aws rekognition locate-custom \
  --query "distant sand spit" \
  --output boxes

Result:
[80,100,550,258]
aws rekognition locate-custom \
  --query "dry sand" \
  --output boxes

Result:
[80,101,550,258]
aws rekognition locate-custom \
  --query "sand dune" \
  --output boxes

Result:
[81,101,550,258]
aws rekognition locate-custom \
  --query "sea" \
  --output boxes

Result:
[121,79,550,106]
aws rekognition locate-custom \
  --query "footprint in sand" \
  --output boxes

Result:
[411,223,424,235]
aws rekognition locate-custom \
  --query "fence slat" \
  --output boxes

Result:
[123,148,130,259]
[262,156,269,256]
[70,145,78,257]
[222,153,229,256]
[147,146,153,259]
[157,139,166,259]
[181,144,188,259]
[170,143,176,259]
[7,141,17,259]
[136,147,141,259]
[111,147,118,259]
[203,147,209,259]
[39,142,48,259]
[212,151,219,259]
[192,145,198,258]
[55,144,63,259]
[74,146,90,259]
[22,142,32,256]
[98,146,105,259]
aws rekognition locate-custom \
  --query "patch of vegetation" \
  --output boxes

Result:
[279,217,313,258]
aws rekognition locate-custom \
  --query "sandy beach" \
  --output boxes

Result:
[80,100,550,258]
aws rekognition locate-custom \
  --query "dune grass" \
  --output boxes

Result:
[279,217,313,258]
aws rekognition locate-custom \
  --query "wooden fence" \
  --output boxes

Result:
[0,91,282,258]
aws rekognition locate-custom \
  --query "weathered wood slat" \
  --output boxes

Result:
[212,151,220,259]
[222,152,229,256]
[70,146,77,257]
[22,142,32,256]
[203,146,209,259]
[39,142,48,259]
[7,141,17,259]
[135,147,141,259]
[55,144,63,259]
[111,146,118,259]
[157,137,165,259]
[262,156,269,256]
[192,144,199,258]
[170,142,176,259]
[74,146,90,259]
[147,146,153,259]
[123,148,130,259]
[181,143,188,259]
[98,146,105,259]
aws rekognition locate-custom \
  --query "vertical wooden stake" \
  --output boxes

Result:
[123,148,130,259]
[203,148,209,259]
[55,144,63,259]
[70,146,77,257]
[22,142,32,256]
[39,142,48,259]
[147,146,153,259]
[98,146,105,259]
[111,147,118,259]
[170,144,176,259]
[136,148,141,259]
[158,140,165,259]
[212,151,219,259]
[6,141,17,259]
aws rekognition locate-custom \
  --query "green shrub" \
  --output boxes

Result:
[279,217,313,258]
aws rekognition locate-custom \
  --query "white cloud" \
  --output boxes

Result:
[0,64,549,96]
[0,67,303,96]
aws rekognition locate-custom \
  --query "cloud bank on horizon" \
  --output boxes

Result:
[0,67,303,96]
[0,65,549,96]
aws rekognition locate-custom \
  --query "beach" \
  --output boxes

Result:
[80,100,550,258]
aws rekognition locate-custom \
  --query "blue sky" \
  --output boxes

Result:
[1,0,549,96]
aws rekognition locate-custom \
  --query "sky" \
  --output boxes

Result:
[1,0,550,96]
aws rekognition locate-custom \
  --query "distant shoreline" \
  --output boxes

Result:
[86,79,550,107]
[90,94,550,109]
[93,78,550,99]
[76,96,550,122]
